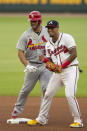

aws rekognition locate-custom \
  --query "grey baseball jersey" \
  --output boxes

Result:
[12,26,52,117]
[16,26,50,65]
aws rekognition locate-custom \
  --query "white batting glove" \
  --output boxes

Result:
[24,65,37,72]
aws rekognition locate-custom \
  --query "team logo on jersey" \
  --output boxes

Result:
[47,45,69,56]
[42,36,47,42]
[31,14,34,18]
[27,36,47,48]
[27,39,32,48]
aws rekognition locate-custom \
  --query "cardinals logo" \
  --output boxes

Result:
[31,14,34,18]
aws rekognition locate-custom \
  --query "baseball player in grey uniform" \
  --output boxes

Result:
[11,11,52,119]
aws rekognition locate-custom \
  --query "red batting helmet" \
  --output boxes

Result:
[29,11,42,24]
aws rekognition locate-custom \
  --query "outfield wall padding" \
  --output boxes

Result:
[0,0,87,12]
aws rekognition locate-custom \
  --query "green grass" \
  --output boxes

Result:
[0,15,87,97]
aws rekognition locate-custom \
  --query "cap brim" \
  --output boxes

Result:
[45,25,57,28]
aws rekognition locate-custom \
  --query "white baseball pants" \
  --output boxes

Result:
[36,66,82,125]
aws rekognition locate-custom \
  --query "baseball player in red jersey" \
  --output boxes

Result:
[10,11,52,120]
[27,20,83,128]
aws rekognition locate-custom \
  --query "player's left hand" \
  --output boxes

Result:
[24,65,37,72]
[46,62,62,73]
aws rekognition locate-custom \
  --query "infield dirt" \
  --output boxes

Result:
[0,96,86,131]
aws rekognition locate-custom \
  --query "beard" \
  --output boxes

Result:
[31,23,40,32]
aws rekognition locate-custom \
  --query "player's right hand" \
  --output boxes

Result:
[24,65,37,72]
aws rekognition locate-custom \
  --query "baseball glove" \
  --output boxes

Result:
[46,61,62,73]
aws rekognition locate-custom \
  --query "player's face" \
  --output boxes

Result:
[30,21,39,31]
[48,27,58,37]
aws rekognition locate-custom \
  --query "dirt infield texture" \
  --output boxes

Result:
[0,96,87,131]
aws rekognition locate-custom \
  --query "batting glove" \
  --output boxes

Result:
[24,65,37,73]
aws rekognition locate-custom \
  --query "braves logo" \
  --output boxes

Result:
[48,45,69,56]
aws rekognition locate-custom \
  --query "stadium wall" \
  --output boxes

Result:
[0,0,87,12]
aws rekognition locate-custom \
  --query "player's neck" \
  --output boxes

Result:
[52,32,59,43]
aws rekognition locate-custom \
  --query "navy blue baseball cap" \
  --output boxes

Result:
[45,20,59,28]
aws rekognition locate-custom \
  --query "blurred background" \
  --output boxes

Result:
[0,0,87,97]
[0,0,87,12]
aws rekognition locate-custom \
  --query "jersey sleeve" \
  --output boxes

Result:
[16,32,27,51]
[45,42,51,58]
[65,34,76,50]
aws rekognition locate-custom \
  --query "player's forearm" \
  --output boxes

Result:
[66,47,77,63]
[18,50,28,67]
[62,48,77,68]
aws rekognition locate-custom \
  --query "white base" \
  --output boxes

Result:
[7,118,32,124]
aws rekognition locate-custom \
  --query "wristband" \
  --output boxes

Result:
[62,60,70,68]
[43,58,50,63]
